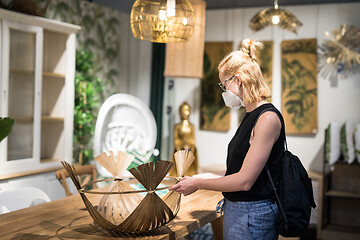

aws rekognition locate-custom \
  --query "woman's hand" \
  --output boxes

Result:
[169,176,198,196]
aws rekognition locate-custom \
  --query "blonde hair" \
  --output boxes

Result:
[218,39,271,104]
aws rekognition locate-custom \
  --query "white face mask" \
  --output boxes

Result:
[222,89,245,109]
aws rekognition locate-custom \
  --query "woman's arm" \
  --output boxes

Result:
[169,112,281,196]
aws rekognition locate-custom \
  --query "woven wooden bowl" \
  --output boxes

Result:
[61,150,194,234]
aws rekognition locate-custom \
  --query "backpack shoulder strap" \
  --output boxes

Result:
[252,108,288,224]
[265,165,288,224]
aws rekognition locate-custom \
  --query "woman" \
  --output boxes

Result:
[169,39,285,240]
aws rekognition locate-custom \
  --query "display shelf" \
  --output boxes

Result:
[10,69,65,79]
[326,190,360,199]
[321,224,360,240]
[40,158,62,163]
[321,149,360,240]
[10,69,34,75]
[13,117,34,123]
[42,71,65,79]
[0,8,78,176]
[41,116,64,122]
[40,121,65,163]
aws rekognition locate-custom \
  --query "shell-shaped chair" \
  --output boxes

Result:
[94,94,157,178]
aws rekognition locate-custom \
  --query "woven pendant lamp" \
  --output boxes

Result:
[130,0,195,43]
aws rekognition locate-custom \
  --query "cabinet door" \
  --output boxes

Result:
[0,20,43,173]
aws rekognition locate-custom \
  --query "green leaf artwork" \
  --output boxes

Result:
[281,39,318,135]
[200,42,233,132]
[0,117,14,142]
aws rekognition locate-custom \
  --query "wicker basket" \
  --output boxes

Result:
[61,150,194,234]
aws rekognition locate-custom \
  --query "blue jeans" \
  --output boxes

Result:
[219,199,278,240]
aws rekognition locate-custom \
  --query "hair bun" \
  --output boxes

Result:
[240,39,263,62]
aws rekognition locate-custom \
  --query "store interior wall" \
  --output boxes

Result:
[163,2,360,172]
[119,13,153,105]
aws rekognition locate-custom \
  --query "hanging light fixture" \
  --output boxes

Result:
[130,0,195,43]
[249,0,302,34]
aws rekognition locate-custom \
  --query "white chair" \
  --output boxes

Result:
[94,94,158,178]
[0,187,51,214]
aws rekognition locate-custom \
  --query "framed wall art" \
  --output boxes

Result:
[259,40,273,102]
[281,38,318,135]
[200,42,233,132]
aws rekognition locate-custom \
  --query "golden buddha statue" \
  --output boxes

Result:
[169,102,198,176]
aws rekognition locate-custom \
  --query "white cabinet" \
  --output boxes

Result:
[0,9,80,178]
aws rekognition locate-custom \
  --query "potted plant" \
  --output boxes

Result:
[0,117,14,142]
[73,49,104,165]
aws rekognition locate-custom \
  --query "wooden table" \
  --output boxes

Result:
[0,190,223,239]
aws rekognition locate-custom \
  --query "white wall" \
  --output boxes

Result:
[166,3,360,172]
[118,12,153,106]
[92,0,153,106]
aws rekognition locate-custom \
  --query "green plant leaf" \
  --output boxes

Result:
[73,48,104,164]
[0,117,15,142]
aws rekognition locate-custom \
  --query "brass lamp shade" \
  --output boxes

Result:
[249,0,302,34]
[130,0,195,43]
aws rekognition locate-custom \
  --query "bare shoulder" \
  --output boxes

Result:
[258,111,281,126]
[255,111,281,135]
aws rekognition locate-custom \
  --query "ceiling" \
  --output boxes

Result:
[92,0,360,14]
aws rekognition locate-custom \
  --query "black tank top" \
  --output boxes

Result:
[222,103,285,202]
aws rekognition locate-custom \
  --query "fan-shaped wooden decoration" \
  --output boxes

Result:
[95,151,142,225]
[174,150,195,177]
[160,150,195,215]
[60,150,195,234]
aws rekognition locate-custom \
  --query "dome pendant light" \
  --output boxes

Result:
[130,0,195,43]
[250,0,302,34]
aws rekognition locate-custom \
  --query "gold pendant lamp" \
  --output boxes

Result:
[130,0,195,43]
[249,0,302,34]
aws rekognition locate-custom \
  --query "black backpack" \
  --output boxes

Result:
[254,109,317,237]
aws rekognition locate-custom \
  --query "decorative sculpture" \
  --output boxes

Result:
[319,24,360,80]
[61,149,195,234]
[169,102,198,176]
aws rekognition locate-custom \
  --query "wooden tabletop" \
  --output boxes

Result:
[0,190,223,239]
